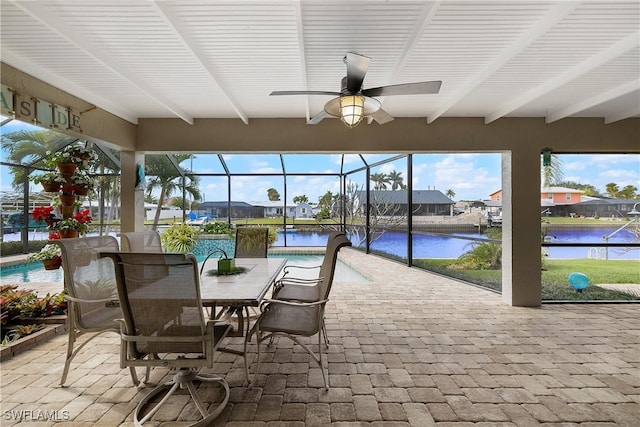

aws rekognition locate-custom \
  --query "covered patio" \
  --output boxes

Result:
[2,248,639,425]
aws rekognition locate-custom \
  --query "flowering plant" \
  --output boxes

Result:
[54,209,92,235]
[74,209,92,224]
[31,206,56,222]
[48,231,61,240]
[68,172,95,190]
[46,144,98,168]
[55,218,87,234]
[32,171,65,185]
[27,244,62,261]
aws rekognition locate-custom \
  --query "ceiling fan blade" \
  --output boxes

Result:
[362,81,442,97]
[270,90,341,96]
[345,52,370,93]
[308,110,330,125]
[370,109,394,125]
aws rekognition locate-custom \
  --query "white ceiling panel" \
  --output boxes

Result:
[1,0,638,126]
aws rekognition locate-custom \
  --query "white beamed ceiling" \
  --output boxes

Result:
[1,0,638,125]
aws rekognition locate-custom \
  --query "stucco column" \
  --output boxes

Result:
[119,150,145,232]
[502,149,542,306]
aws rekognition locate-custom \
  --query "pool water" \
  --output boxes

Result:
[0,254,369,284]
[270,254,370,282]
[1,261,64,283]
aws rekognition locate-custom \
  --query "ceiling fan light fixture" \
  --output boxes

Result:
[339,95,364,128]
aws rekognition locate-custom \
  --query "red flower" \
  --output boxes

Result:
[73,209,92,224]
[31,206,55,221]
[48,232,61,240]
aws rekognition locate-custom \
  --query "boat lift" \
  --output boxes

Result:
[601,203,640,260]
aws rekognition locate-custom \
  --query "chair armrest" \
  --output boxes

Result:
[274,276,324,289]
[283,265,321,275]
[260,298,328,310]
[275,277,323,286]
[65,295,118,304]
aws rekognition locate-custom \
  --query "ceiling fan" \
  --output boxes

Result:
[270,52,442,127]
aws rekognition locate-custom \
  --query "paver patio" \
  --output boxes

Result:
[1,248,639,426]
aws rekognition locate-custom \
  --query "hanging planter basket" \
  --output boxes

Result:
[57,162,77,176]
[42,182,61,192]
[42,258,62,270]
[74,186,89,196]
[59,229,79,239]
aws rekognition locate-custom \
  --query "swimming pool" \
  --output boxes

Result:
[0,254,370,284]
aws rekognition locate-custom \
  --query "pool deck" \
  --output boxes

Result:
[1,247,639,425]
[0,253,32,267]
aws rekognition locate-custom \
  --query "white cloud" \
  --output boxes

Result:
[564,161,585,171]
[430,155,500,200]
[599,169,639,187]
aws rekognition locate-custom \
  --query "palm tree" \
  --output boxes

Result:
[1,129,60,189]
[293,195,308,204]
[387,170,405,190]
[145,155,201,229]
[445,188,456,199]
[619,185,637,199]
[605,182,620,198]
[370,172,391,190]
[542,153,564,187]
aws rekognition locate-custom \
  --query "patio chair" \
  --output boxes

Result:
[234,227,269,258]
[54,236,140,386]
[244,232,351,389]
[120,230,163,252]
[101,251,233,426]
[279,231,344,281]
[271,232,351,344]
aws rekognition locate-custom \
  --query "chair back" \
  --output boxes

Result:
[317,232,352,299]
[104,252,208,359]
[54,236,120,330]
[121,230,163,252]
[234,227,269,258]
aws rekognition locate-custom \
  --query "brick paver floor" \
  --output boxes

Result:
[1,248,639,426]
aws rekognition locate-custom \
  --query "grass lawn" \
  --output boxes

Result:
[545,217,632,225]
[414,258,640,301]
[231,218,338,226]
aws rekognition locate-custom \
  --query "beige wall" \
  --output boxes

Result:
[135,117,638,154]
[3,64,639,307]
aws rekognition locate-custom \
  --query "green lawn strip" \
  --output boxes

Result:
[544,217,632,225]
[413,258,640,301]
[231,218,338,226]
[542,259,640,284]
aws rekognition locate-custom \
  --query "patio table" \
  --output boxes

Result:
[199,257,287,338]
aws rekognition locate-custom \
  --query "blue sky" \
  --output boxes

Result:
[1,119,639,204]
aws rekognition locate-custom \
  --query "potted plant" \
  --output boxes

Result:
[68,172,95,196]
[31,172,65,192]
[201,248,236,274]
[27,244,62,270]
[46,144,98,171]
[53,209,92,238]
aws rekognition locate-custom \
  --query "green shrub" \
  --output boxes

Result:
[160,223,198,253]
[202,222,233,236]
[0,240,48,257]
[267,227,278,246]
[453,228,502,270]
